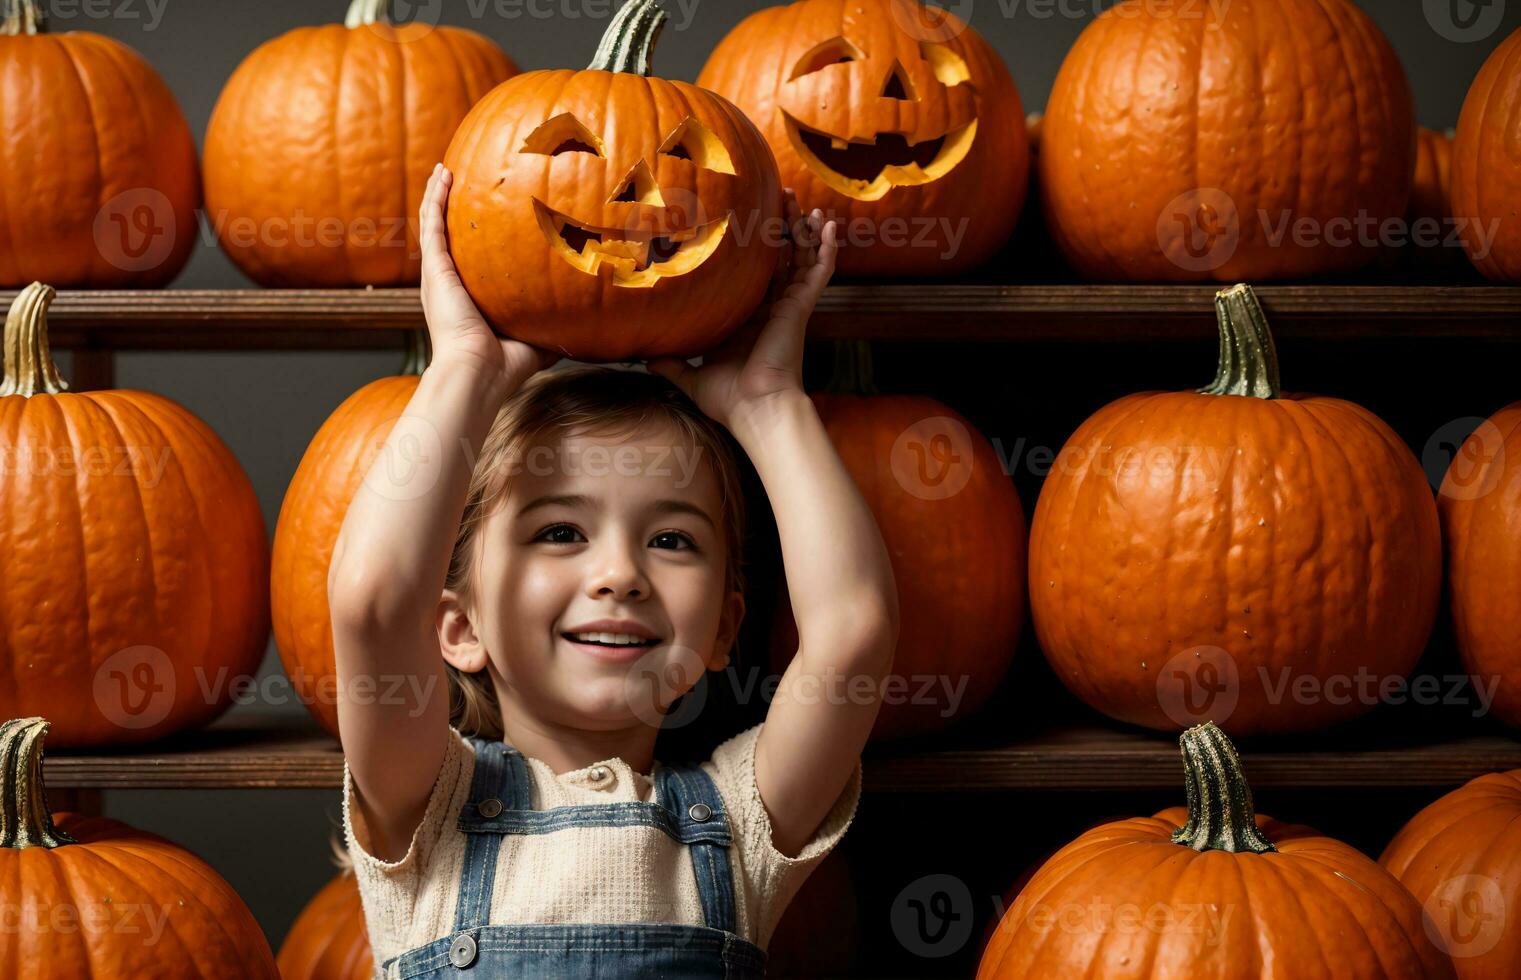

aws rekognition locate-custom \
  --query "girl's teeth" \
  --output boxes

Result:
[573,632,647,646]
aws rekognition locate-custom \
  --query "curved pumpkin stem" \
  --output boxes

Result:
[344,0,391,27]
[1170,722,1275,854]
[400,329,430,376]
[1200,284,1280,400]
[1,0,44,34]
[0,718,76,849]
[823,340,880,396]
[588,0,666,75]
[1,283,69,397]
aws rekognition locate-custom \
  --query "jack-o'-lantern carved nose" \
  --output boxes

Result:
[608,159,666,207]
[881,60,915,101]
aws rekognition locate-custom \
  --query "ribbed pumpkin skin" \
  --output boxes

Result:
[204,22,515,286]
[1029,391,1441,734]
[443,70,785,362]
[1408,128,1460,268]
[1452,27,1521,282]
[272,374,419,739]
[981,806,1456,979]
[278,873,373,980]
[1439,404,1521,729]
[0,391,269,747]
[1040,0,1415,282]
[773,394,1026,739]
[1380,771,1521,979]
[697,0,1027,277]
[0,32,199,287]
[0,812,278,977]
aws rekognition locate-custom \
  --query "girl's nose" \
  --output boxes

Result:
[585,542,651,600]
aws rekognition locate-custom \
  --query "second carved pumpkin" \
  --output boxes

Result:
[1040,0,1415,282]
[204,0,517,286]
[699,0,1027,277]
[1029,285,1441,735]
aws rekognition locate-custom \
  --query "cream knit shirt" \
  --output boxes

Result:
[342,723,862,978]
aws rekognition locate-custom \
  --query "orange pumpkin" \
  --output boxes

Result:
[774,344,1025,739]
[981,723,1455,979]
[1040,0,1415,282]
[0,285,269,747]
[0,717,279,977]
[1381,770,1521,978]
[1029,285,1441,735]
[697,0,1026,277]
[444,0,785,362]
[1452,27,1521,281]
[272,335,425,738]
[204,0,516,286]
[278,872,373,980]
[1438,405,1521,729]
[0,0,199,287]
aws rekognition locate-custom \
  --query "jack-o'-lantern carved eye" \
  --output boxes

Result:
[658,118,736,175]
[520,113,605,157]
[789,36,864,80]
[920,41,970,87]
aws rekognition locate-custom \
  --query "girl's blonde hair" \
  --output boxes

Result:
[443,365,748,741]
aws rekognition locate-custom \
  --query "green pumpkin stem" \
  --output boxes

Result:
[1170,722,1276,854]
[1,0,44,34]
[344,0,391,27]
[588,0,666,74]
[1200,284,1280,399]
[824,341,880,396]
[1,283,69,397]
[401,329,430,376]
[0,718,76,849]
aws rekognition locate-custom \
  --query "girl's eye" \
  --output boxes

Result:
[650,531,696,551]
[534,524,585,544]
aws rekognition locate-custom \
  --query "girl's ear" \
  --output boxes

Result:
[710,590,747,671]
[438,589,490,673]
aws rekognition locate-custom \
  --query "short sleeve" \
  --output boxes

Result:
[706,723,862,947]
[342,726,473,883]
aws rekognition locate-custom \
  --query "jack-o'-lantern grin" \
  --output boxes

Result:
[783,114,977,200]
[532,199,731,287]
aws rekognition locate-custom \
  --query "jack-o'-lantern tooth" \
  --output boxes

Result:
[830,137,849,151]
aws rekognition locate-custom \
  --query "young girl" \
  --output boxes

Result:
[328,163,898,979]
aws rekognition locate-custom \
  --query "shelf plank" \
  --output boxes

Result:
[6,285,1519,350]
[40,714,1521,792]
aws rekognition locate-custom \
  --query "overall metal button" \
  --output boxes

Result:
[477,798,503,818]
[449,933,478,968]
[588,765,610,782]
[688,802,712,822]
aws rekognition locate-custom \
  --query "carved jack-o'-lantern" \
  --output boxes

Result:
[699,0,1027,276]
[445,0,785,362]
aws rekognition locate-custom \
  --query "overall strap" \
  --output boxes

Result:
[453,738,533,932]
[655,763,738,934]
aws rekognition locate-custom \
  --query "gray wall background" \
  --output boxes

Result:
[34,0,1521,954]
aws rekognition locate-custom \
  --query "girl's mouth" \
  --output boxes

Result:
[560,631,661,661]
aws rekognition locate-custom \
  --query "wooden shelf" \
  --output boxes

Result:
[40,712,1521,792]
[6,285,1520,350]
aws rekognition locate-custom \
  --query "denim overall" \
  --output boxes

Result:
[382,737,769,979]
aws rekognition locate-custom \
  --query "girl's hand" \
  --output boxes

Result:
[419,164,557,387]
[649,191,837,428]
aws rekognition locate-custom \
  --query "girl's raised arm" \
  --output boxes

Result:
[327,165,554,863]
[651,200,898,858]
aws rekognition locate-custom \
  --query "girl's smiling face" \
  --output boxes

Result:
[440,421,744,732]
